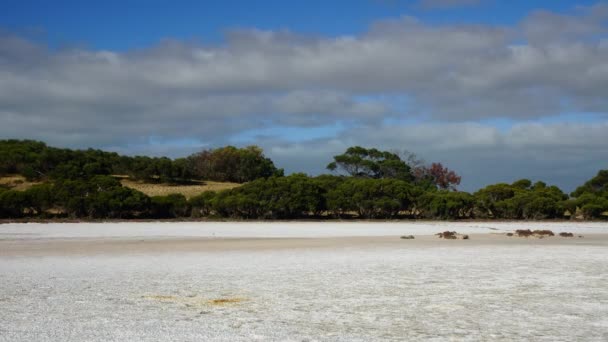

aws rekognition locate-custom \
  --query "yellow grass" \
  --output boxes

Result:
[208,298,246,305]
[120,178,241,198]
[142,294,247,307]
[1,174,239,199]
[0,175,41,191]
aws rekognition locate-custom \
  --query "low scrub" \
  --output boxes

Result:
[437,231,457,239]
[514,229,554,237]
[436,231,470,240]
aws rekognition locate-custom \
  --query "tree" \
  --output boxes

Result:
[474,180,567,220]
[416,163,462,190]
[188,145,282,183]
[327,178,417,218]
[150,194,190,218]
[417,191,475,220]
[24,184,54,215]
[512,179,532,190]
[189,191,217,217]
[0,190,28,218]
[327,146,413,181]
[572,170,608,197]
[571,193,608,219]
[474,183,517,218]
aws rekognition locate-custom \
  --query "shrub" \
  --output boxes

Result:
[515,229,533,237]
[515,229,554,237]
[436,231,458,239]
[150,194,190,218]
[533,230,555,237]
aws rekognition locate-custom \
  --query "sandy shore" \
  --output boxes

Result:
[2,233,607,257]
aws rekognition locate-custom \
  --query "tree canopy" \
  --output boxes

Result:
[0,140,280,184]
[327,146,413,181]
[1,139,606,221]
[187,145,283,183]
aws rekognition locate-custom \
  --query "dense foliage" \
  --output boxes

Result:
[474,180,568,220]
[187,145,283,183]
[0,140,280,183]
[0,140,606,220]
[567,170,608,219]
[327,146,413,181]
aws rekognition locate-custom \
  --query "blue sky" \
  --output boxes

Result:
[1,0,607,191]
[2,0,599,49]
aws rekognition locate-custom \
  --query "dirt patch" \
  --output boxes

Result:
[559,232,574,237]
[436,231,469,240]
[533,230,555,237]
[208,298,246,305]
[120,178,241,198]
[142,294,247,307]
[0,175,41,191]
[513,229,555,238]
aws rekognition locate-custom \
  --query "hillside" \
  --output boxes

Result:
[119,178,241,199]
[0,175,41,191]
[0,175,240,200]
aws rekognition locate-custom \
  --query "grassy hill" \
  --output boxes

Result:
[0,175,41,191]
[119,178,240,199]
[0,175,240,199]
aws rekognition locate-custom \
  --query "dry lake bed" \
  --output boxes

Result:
[1,222,607,341]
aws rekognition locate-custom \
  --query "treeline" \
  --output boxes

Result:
[0,141,607,220]
[1,172,606,220]
[0,140,282,183]
[180,173,607,220]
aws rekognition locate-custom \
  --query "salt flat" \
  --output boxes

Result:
[1,222,607,341]
[1,221,607,239]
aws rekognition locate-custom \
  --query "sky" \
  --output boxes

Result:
[1,0,607,192]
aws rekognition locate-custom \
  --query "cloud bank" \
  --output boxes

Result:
[0,3,607,191]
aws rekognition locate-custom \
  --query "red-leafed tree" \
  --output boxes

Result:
[424,162,461,190]
[396,150,462,191]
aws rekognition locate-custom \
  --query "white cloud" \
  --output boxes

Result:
[0,3,607,190]
[261,121,608,192]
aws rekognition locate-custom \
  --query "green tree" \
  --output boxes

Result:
[188,145,282,183]
[150,194,190,218]
[418,191,475,220]
[327,178,416,218]
[0,190,28,218]
[189,191,217,217]
[327,146,413,181]
[572,170,608,197]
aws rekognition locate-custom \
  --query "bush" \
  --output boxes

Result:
[515,229,533,237]
[150,194,190,218]
[0,190,28,218]
[436,231,458,239]
[533,230,555,237]
[327,178,417,218]
[418,191,474,220]
[189,191,216,217]
[515,229,554,237]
